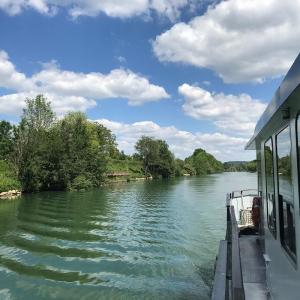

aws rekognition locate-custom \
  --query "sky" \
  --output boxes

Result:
[0,0,299,162]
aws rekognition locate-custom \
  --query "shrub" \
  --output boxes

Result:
[0,176,21,192]
[69,175,93,191]
[0,160,21,192]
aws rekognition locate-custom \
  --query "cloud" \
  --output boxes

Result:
[179,83,266,136]
[0,92,96,116]
[0,0,50,15]
[153,0,300,83]
[95,118,253,161]
[32,63,169,106]
[0,51,32,90]
[0,0,209,20]
[0,50,169,116]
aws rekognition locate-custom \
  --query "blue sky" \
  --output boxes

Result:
[0,0,298,161]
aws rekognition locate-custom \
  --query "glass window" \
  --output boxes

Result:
[276,126,296,259]
[257,149,262,197]
[264,138,276,237]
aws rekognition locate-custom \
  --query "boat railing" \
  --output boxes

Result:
[226,189,258,228]
[227,189,258,201]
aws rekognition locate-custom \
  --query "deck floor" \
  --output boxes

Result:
[239,235,270,300]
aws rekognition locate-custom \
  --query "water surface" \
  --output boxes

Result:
[0,172,257,300]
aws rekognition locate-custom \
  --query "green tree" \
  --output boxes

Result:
[59,112,116,190]
[0,121,14,160]
[185,148,224,175]
[135,136,175,178]
[22,95,55,130]
[174,159,185,176]
[12,96,118,192]
[13,95,56,191]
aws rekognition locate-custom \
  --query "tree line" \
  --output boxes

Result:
[0,95,226,193]
[223,160,257,172]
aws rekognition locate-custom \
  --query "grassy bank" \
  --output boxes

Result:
[106,159,145,182]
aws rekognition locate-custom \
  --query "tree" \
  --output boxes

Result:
[58,112,117,190]
[12,97,118,192]
[185,148,224,175]
[135,136,159,175]
[13,95,57,191]
[0,121,14,159]
[22,95,55,131]
[135,136,175,178]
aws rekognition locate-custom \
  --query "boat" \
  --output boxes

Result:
[212,52,300,300]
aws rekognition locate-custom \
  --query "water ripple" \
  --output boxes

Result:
[0,173,258,299]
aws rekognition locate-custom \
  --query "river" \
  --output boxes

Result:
[0,172,257,300]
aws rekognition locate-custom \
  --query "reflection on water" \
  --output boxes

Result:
[0,172,257,300]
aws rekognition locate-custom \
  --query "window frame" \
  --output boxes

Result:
[264,137,277,239]
[275,124,297,263]
[296,114,300,216]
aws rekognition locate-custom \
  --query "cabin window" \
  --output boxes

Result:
[276,125,296,259]
[257,149,263,197]
[264,138,276,237]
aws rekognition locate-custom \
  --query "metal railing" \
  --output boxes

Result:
[227,189,258,201]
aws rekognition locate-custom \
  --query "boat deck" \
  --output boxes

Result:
[212,191,270,300]
[239,235,269,300]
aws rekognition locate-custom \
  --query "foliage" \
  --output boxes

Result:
[12,95,117,192]
[106,158,144,177]
[58,112,114,190]
[174,159,196,176]
[0,94,228,193]
[224,160,257,172]
[0,160,21,192]
[174,159,185,176]
[277,155,291,177]
[22,95,55,130]
[12,95,57,191]
[185,148,224,175]
[135,136,175,178]
[0,121,14,160]
[69,175,93,191]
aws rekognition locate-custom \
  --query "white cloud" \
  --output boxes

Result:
[179,83,266,136]
[0,92,96,116]
[32,63,169,106]
[0,50,169,116]
[153,0,300,83]
[95,118,253,161]
[0,51,32,90]
[0,0,50,15]
[0,0,209,20]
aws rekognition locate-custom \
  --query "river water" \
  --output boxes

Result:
[0,172,257,300]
